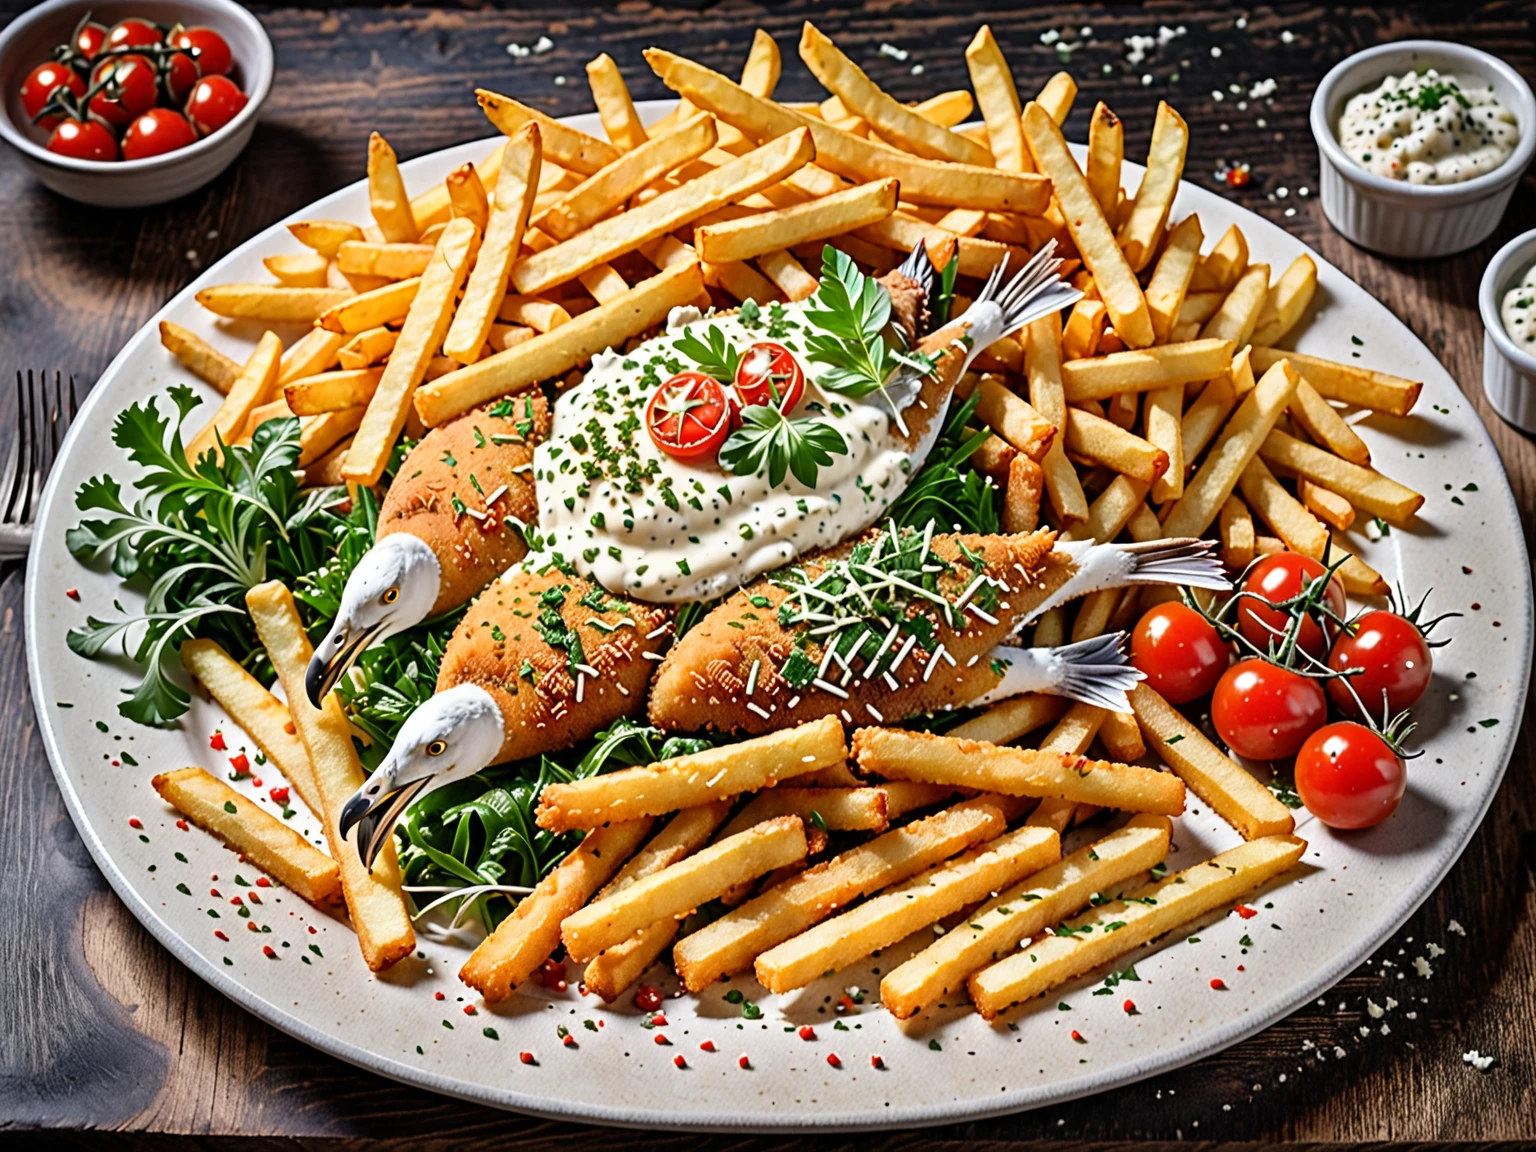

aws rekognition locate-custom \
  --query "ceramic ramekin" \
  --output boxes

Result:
[0,0,273,208]
[1310,40,1536,259]
[1479,229,1536,432]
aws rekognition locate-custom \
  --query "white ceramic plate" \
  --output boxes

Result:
[25,104,1534,1130]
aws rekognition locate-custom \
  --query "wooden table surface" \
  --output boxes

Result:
[1,2,1533,1145]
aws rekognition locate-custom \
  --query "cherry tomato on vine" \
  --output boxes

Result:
[162,50,201,103]
[1237,552,1345,658]
[169,26,232,78]
[646,372,732,461]
[122,108,198,160]
[73,19,109,61]
[734,341,805,415]
[46,117,119,162]
[1211,658,1327,761]
[1326,610,1433,718]
[89,54,158,129]
[1130,602,1229,704]
[20,61,84,129]
[184,74,247,136]
[104,18,163,53]
[1294,722,1406,829]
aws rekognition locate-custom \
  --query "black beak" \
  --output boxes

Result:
[340,777,430,871]
[306,625,380,709]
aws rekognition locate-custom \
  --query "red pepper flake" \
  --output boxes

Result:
[654,1033,670,1046]
[1237,964,1246,972]
[246,922,260,933]
[562,1033,577,1048]
[1071,1030,1086,1043]
[209,732,227,751]
[519,1051,536,1065]
[673,1054,687,1069]
[251,777,262,789]
[176,819,188,831]
[269,786,289,805]
[870,1054,885,1069]
[112,760,120,768]
[1210,978,1227,990]
[248,891,261,905]
[213,930,228,942]
[837,994,855,1012]
[1226,166,1252,188]
[66,588,80,601]
[577,982,589,996]
[434,991,445,1001]
[699,1039,716,1053]
[1471,602,1482,611]
[128,817,142,829]
[826,1052,842,1068]
[229,753,250,774]
[649,1013,667,1028]
[256,877,271,888]
[1234,903,1258,919]
[634,984,664,1012]
[262,945,277,959]
[307,925,316,934]
[1123,999,1138,1014]
[797,1025,816,1041]
[229,895,243,906]
[283,721,297,736]
[738,1054,751,1069]
[210,888,220,898]
[463,1004,477,1016]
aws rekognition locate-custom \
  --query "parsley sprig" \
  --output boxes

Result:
[718,404,848,488]
[672,323,740,382]
[802,246,935,405]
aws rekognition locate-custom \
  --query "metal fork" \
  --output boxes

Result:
[0,370,80,559]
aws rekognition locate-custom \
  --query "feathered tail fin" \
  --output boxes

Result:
[973,633,1143,713]
[1115,538,1231,591]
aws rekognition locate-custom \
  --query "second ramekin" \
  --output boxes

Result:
[1480,229,1536,433]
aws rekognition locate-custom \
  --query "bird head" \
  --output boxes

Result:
[338,683,506,870]
[306,532,442,708]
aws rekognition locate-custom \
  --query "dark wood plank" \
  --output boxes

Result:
[0,1,1532,1142]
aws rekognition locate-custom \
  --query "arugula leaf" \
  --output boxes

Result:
[672,323,741,382]
[718,404,848,488]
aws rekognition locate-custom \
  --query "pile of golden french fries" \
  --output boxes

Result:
[151,24,1427,1020]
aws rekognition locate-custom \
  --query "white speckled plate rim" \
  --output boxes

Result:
[25,102,1534,1131]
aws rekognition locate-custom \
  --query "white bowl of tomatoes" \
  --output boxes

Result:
[0,0,271,207]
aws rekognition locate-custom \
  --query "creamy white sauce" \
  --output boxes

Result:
[1336,68,1517,185]
[1500,262,1536,348]
[529,302,923,603]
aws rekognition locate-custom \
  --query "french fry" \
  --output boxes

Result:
[1118,102,1188,272]
[1099,707,1146,761]
[319,277,419,334]
[965,25,1025,170]
[1003,453,1045,534]
[304,436,351,487]
[1086,102,1123,218]
[756,247,819,301]
[1022,102,1153,348]
[1251,254,1318,347]
[957,374,1056,461]
[881,814,1170,1018]
[1200,263,1270,347]
[513,129,813,295]
[1064,408,1168,485]
[342,218,478,486]
[337,326,398,371]
[586,52,648,151]
[246,581,414,971]
[913,89,973,127]
[195,284,351,323]
[755,825,1060,993]
[264,251,330,288]
[1062,473,1151,544]
[1190,223,1248,292]
[1250,347,1421,416]
[336,241,435,281]
[647,49,1051,213]
[718,788,891,841]
[1180,371,1237,462]
[288,219,365,259]
[562,816,808,962]
[1035,71,1077,125]
[278,327,346,387]
[1062,339,1234,402]
[1219,494,1256,569]
[949,694,1067,747]
[417,260,705,426]
[1179,290,1228,326]
[1025,313,1089,523]
[152,768,340,904]
[446,162,490,233]
[1062,299,1108,361]
[477,89,621,175]
[577,263,630,304]
[1161,357,1300,538]
[1300,477,1356,530]
[704,258,784,304]
[1146,383,1185,502]
[673,797,1007,991]
[187,331,283,463]
[536,716,845,832]
[1145,215,1204,344]
[696,177,897,263]
[1239,458,1387,594]
[853,728,1187,815]
[801,23,991,166]
[497,295,571,333]
[1289,378,1371,466]
[160,321,239,393]
[460,819,652,1001]
[368,132,419,243]
[740,27,782,97]
[283,368,384,415]
[968,835,1307,1019]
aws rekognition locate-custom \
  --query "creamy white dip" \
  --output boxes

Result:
[1336,68,1518,185]
[1500,262,1536,348]
[529,301,922,603]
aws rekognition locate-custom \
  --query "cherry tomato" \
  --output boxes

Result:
[1130,602,1229,704]
[1294,722,1406,829]
[1237,552,1345,658]
[20,61,84,129]
[89,54,158,129]
[1327,610,1433,719]
[734,341,805,415]
[1212,658,1327,761]
[169,26,232,77]
[184,74,247,136]
[122,108,198,160]
[163,50,201,103]
[46,118,119,162]
[646,372,731,460]
[73,19,109,61]
[104,18,163,53]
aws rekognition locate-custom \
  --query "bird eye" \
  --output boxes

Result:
[425,740,447,757]
[383,587,400,604]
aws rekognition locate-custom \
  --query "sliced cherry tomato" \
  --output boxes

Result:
[1237,552,1345,658]
[734,341,804,415]
[163,50,201,103]
[20,61,84,129]
[1130,602,1229,704]
[46,118,119,162]
[104,18,163,53]
[169,26,233,77]
[646,372,731,460]
[184,74,247,136]
[1327,610,1433,719]
[1211,658,1327,761]
[89,54,158,129]
[122,108,198,160]
[1294,722,1406,829]
[74,19,109,61]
